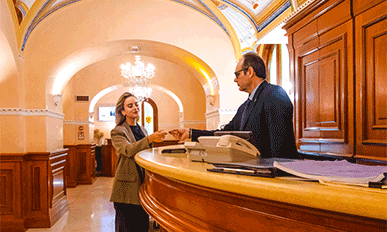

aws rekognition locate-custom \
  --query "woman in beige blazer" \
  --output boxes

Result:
[110,92,167,232]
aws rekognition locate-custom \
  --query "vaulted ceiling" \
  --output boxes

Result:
[7,0,303,110]
[14,0,296,54]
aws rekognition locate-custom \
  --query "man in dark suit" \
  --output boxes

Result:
[170,52,299,159]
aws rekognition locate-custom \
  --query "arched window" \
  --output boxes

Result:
[266,44,293,100]
[138,98,158,134]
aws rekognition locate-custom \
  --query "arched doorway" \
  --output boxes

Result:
[138,98,158,134]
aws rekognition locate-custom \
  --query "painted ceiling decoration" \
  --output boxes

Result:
[16,0,295,54]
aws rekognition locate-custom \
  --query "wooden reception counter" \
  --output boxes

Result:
[135,147,387,232]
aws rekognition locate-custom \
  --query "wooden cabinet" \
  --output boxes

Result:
[354,1,387,160]
[286,0,354,157]
[284,0,386,160]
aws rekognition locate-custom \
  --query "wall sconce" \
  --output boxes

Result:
[53,94,62,106]
[207,95,215,106]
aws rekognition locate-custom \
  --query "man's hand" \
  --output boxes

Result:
[169,128,189,141]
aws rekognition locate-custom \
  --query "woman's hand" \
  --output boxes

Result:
[169,128,189,141]
[147,130,168,143]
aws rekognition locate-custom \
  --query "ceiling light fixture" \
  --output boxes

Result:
[120,55,155,102]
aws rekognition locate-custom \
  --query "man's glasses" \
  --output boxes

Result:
[234,67,248,78]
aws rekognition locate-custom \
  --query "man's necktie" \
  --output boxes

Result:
[240,98,252,130]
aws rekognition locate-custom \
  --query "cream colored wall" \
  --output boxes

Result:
[63,56,205,144]
[1,0,247,153]
[0,1,26,153]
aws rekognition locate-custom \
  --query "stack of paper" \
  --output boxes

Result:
[273,160,387,186]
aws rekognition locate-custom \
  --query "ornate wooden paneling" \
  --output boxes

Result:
[355,1,387,160]
[49,151,69,224]
[0,157,24,232]
[299,46,320,139]
[0,150,68,231]
[318,21,354,154]
[23,154,51,228]
[100,140,116,177]
[64,145,79,188]
[23,149,69,228]
[140,171,386,232]
[287,0,354,156]
[352,0,385,17]
[76,144,96,185]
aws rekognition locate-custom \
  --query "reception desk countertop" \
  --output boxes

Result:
[135,146,387,221]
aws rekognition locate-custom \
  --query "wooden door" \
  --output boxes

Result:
[297,39,320,152]
[355,2,387,160]
[318,20,354,154]
[295,20,354,156]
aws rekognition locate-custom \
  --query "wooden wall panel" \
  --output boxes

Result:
[100,140,117,177]
[49,151,69,225]
[297,39,320,152]
[77,144,96,185]
[352,0,385,17]
[22,150,69,229]
[0,157,24,231]
[288,1,354,156]
[0,166,15,215]
[319,21,354,154]
[64,145,79,188]
[23,157,50,228]
[355,2,387,160]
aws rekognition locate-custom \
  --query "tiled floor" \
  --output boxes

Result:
[27,177,159,232]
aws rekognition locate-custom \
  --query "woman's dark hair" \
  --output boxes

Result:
[115,92,135,125]
[242,52,266,79]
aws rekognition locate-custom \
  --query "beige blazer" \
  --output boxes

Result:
[110,121,151,205]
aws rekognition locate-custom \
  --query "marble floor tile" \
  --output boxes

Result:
[27,177,159,232]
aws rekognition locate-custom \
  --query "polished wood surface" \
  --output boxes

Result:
[64,144,97,186]
[100,139,117,177]
[136,148,387,232]
[75,144,96,185]
[0,149,69,231]
[284,0,386,160]
[64,145,79,188]
[355,0,387,160]
[0,154,25,231]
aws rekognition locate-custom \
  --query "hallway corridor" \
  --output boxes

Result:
[27,177,158,232]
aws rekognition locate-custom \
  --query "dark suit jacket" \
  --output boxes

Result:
[192,81,299,159]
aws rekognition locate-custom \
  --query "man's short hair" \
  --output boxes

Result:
[242,52,266,79]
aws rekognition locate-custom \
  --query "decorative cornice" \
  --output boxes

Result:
[256,0,292,32]
[63,120,94,125]
[0,108,64,119]
[282,0,319,24]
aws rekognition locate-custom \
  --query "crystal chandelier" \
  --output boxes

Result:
[120,55,155,101]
